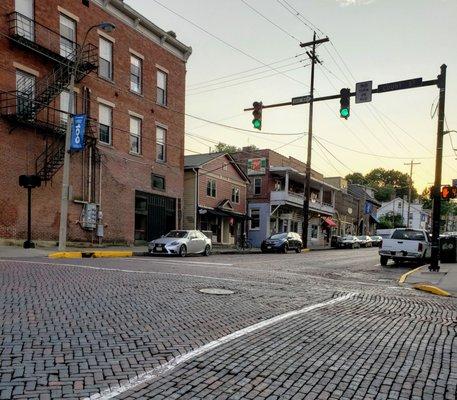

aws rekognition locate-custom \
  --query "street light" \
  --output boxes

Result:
[58,22,115,251]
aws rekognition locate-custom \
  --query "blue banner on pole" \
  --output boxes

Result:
[70,114,86,151]
[364,201,373,214]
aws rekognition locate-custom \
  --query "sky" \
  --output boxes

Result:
[126,0,457,192]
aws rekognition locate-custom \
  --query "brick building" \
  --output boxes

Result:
[233,148,338,248]
[183,153,249,245]
[0,0,191,244]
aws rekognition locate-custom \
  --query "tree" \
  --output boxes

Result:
[346,168,418,202]
[212,142,238,154]
[345,172,366,185]
[378,213,405,229]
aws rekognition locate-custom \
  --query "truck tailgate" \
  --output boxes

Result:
[382,238,421,254]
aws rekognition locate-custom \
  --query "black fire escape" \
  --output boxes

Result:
[0,11,98,182]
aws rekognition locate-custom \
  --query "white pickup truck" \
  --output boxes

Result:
[379,228,431,266]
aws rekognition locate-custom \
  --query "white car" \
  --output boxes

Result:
[148,230,212,257]
[379,228,431,266]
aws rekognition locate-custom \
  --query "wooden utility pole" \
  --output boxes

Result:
[299,32,329,248]
[404,160,421,228]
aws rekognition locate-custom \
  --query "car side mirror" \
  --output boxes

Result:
[161,235,164,238]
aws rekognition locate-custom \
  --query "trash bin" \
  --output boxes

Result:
[439,236,457,263]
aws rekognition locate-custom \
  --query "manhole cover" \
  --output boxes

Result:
[199,288,235,295]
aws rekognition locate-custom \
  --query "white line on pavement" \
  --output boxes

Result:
[85,292,357,400]
[0,259,282,286]
[122,257,233,266]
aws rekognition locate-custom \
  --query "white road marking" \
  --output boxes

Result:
[0,259,281,286]
[122,257,233,266]
[85,292,357,400]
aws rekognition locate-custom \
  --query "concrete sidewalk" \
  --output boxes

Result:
[401,262,457,297]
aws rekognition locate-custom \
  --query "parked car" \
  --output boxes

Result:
[261,232,303,253]
[148,230,212,257]
[357,235,373,248]
[338,235,361,249]
[370,235,383,247]
[379,228,431,266]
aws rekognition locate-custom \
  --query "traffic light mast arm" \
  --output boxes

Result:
[243,78,439,111]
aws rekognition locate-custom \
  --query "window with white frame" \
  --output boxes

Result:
[59,14,76,58]
[60,90,75,124]
[231,187,240,203]
[254,178,262,195]
[129,116,141,154]
[130,55,142,93]
[15,0,34,41]
[156,125,166,162]
[157,69,167,106]
[250,209,260,230]
[206,179,216,197]
[99,37,113,80]
[99,103,112,144]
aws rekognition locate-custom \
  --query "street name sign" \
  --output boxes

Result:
[355,81,373,103]
[292,95,312,105]
[377,78,423,93]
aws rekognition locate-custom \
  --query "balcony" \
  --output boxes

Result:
[270,190,335,215]
[7,11,96,67]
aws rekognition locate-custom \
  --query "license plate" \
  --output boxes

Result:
[396,251,403,256]
[156,245,163,251]
[267,246,271,249]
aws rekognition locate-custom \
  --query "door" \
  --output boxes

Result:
[15,0,34,41]
[141,192,176,241]
[16,70,35,116]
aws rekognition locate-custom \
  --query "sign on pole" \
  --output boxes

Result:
[70,114,87,151]
[355,81,372,104]
[377,78,423,93]
[291,95,312,105]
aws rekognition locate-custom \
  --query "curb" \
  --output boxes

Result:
[49,251,133,259]
[412,284,451,297]
[398,265,424,284]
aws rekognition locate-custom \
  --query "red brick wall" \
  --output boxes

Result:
[197,155,248,215]
[0,0,188,243]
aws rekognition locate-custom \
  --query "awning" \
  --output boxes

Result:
[370,213,380,224]
[323,217,337,228]
[198,207,250,220]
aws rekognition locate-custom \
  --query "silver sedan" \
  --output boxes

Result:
[148,230,212,257]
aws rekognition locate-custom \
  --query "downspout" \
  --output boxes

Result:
[193,168,198,230]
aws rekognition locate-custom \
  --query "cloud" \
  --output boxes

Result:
[336,0,375,6]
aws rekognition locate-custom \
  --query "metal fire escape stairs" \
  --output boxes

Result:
[0,11,98,182]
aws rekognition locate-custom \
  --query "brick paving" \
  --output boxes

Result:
[0,250,456,399]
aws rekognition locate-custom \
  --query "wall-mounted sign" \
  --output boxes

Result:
[247,158,266,176]
[70,114,86,151]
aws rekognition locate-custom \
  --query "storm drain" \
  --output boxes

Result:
[198,288,236,295]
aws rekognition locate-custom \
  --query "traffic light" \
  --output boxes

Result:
[252,101,262,130]
[441,185,457,200]
[340,88,350,119]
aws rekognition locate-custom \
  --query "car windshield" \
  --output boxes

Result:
[391,230,425,241]
[371,236,381,240]
[165,231,188,238]
[357,236,366,240]
[343,236,354,240]
[269,233,287,240]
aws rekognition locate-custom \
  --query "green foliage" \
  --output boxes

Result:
[212,142,239,154]
[346,168,418,202]
[378,213,405,229]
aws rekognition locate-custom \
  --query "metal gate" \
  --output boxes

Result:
[135,191,176,241]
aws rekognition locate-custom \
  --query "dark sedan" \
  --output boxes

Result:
[261,232,303,253]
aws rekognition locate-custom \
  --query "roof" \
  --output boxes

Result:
[184,153,224,168]
[184,153,249,182]
[348,184,382,206]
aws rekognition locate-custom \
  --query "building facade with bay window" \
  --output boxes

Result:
[0,0,191,244]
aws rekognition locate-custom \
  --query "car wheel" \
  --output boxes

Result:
[203,245,211,256]
[179,245,187,257]
[351,243,355,249]
[295,245,301,253]
[380,255,388,266]
[283,244,289,254]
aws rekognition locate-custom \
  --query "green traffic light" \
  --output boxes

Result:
[252,119,261,129]
[340,108,349,118]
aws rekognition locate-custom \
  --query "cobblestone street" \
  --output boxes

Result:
[0,249,456,399]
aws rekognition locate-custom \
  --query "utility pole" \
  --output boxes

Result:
[300,32,329,248]
[430,64,447,272]
[404,160,421,228]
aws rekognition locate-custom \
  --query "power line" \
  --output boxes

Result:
[240,0,301,43]
[150,0,309,88]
